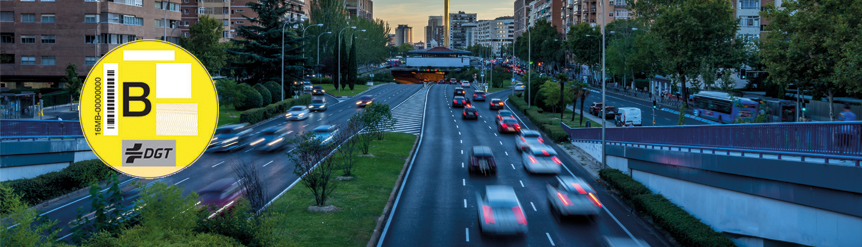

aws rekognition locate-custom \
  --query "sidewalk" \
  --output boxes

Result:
[566,104,616,128]
[39,103,79,120]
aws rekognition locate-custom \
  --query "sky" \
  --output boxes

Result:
[373,0,514,42]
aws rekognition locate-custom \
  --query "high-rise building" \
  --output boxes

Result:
[394,24,412,46]
[528,0,566,35]
[180,0,307,43]
[448,11,477,49]
[513,0,534,39]
[388,34,396,46]
[346,0,373,20]
[425,16,444,47]
[477,16,515,56]
[577,0,630,29]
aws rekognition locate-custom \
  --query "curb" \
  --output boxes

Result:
[366,135,421,247]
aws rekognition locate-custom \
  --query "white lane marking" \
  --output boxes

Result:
[454,120,456,122]
[58,232,73,241]
[212,161,225,168]
[457,125,459,128]
[174,177,190,185]
[466,228,470,242]
[452,115,454,117]
[531,202,537,211]
[499,141,503,145]
[520,180,525,187]
[505,151,509,156]
[461,150,464,154]
[244,148,255,153]
[263,160,273,167]
[459,131,461,135]
[286,131,293,134]
[303,124,308,127]
[463,179,465,186]
[494,133,497,136]
[511,164,516,169]
[483,120,487,123]
[462,162,465,168]
[34,178,135,218]
[460,140,463,143]
[464,199,467,208]
[546,233,556,246]
[488,126,492,129]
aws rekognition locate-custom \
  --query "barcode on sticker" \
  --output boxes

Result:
[104,63,118,136]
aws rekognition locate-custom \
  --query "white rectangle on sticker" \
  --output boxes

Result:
[123,50,175,61]
[156,103,198,136]
[156,63,192,98]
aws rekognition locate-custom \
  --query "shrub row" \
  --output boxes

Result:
[507,94,569,143]
[1,159,116,211]
[599,169,736,247]
[239,94,312,125]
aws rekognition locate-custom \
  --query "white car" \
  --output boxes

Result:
[461,81,471,87]
[547,176,602,218]
[285,106,310,120]
[514,83,525,92]
[521,145,562,174]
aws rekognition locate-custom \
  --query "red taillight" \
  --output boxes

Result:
[512,206,527,225]
[520,136,526,143]
[552,156,562,165]
[463,112,467,115]
[542,150,550,156]
[515,124,521,129]
[572,183,587,194]
[473,94,477,97]
[462,100,466,104]
[483,205,495,224]
[538,137,544,143]
[588,193,602,207]
[557,192,572,206]
[475,112,478,115]
[501,123,507,128]
[528,156,538,163]
[453,100,457,104]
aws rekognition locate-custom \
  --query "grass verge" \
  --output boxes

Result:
[268,133,417,246]
[218,104,242,126]
[486,86,512,93]
[316,84,370,97]
[507,94,601,142]
[541,108,601,128]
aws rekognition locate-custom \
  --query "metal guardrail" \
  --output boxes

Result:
[0,119,83,139]
[561,121,862,166]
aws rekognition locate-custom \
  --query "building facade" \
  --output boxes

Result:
[425,15,444,47]
[476,16,515,56]
[394,24,412,46]
[448,11,476,49]
[413,41,425,50]
[388,33,396,46]
[513,0,534,39]
[577,0,629,29]
[345,0,373,21]
[528,0,567,34]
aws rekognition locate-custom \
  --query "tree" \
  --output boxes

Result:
[539,80,561,113]
[62,63,82,102]
[0,184,66,246]
[179,15,227,74]
[136,182,200,231]
[233,84,262,110]
[565,23,601,83]
[339,36,349,89]
[334,117,362,176]
[348,36,358,90]
[397,43,414,57]
[352,114,374,155]
[362,102,397,140]
[605,19,646,88]
[263,81,281,103]
[230,159,267,212]
[227,0,307,97]
[216,79,242,107]
[761,0,862,121]
[514,19,564,71]
[286,131,339,206]
[252,84,271,106]
[70,173,130,244]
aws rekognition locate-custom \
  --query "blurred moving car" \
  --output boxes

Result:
[515,130,544,152]
[489,98,505,110]
[462,106,479,120]
[286,106,310,120]
[514,83,525,92]
[450,78,458,84]
[473,91,486,101]
[452,96,469,108]
[209,124,253,152]
[477,185,528,235]
[311,125,339,145]
[309,98,328,112]
[303,82,313,92]
[547,175,602,218]
[198,178,246,218]
[603,236,651,247]
[248,126,289,152]
[497,118,521,134]
[521,145,562,174]
[496,110,515,124]
[469,146,497,175]
[454,87,466,97]
[356,95,374,107]
[615,107,642,126]
[312,85,325,95]
[461,81,471,87]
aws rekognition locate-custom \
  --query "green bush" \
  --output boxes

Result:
[1,159,116,211]
[541,124,569,142]
[234,84,262,111]
[239,94,312,125]
[84,225,244,247]
[598,169,651,200]
[633,194,736,247]
[310,77,333,85]
[263,81,281,103]
[252,84,272,106]
[239,108,267,125]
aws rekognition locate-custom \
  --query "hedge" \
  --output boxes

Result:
[507,94,568,143]
[1,159,116,211]
[239,94,312,125]
[310,77,334,85]
[599,169,736,247]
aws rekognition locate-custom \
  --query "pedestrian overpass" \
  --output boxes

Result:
[561,122,862,247]
[0,119,93,181]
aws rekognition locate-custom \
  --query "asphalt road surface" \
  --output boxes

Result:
[378,84,671,246]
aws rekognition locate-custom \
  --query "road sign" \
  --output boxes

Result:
[511,78,516,82]
[370,73,374,77]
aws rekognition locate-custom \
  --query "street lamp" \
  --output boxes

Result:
[317,32,332,79]
[601,0,607,169]
[338,26,357,92]
[512,20,533,108]
[301,24,323,81]
[280,19,300,101]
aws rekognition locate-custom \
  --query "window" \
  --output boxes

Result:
[198,7,205,14]
[123,15,143,26]
[237,9,243,12]
[41,35,55,43]
[155,19,163,28]
[84,14,99,23]
[41,14,55,23]
[231,9,234,14]
[740,0,759,9]
[0,33,13,43]
[41,56,55,65]
[236,20,243,24]
[740,16,759,27]
[1,12,13,22]
[184,0,188,2]
[183,9,188,14]
[223,19,228,26]
[21,35,35,43]
[183,32,189,37]
[43,0,55,2]
[184,21,188,26]
[21,14,36,23]
[85,35,99,44]
[85,57,98,66]
[0,54,13,64]
[21,56,36,65]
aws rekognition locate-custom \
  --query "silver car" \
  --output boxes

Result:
[521,145,562,174]
[547,176,602,218]
[285,106,310,120]
[248,126,289,152]
[515,130,544,152]
[477,185,528,235]
[514,83,525,92]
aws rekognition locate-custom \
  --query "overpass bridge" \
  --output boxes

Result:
[0,119,93,181]
[562,122,862,247]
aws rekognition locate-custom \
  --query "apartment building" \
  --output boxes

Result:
[448,11,476,49]
[476,16,515,56]
[425,16,444,46]
[513,0,533,39]
[179,0,306,42]
[0,0,183,83]
[394,24,412,46]
[577,0,630,28]
[528,0,567,34]
[345,0,373,20]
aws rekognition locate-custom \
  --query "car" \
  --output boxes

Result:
[469,146,497,175]
[496,109,515,124]
[514,83,525,92]
[303,82,313,92]
[603,106,618,120]
[497,118,521,134]
[450,78,458,84]
[248,126,289,152]
[312,85,325,95]
[453,87,466,97]
[311,125,338,145]
[462,106,479,120]
[452,96,469,108]
[309,98,328,112]
[473,91,486,101]
[209,124,253,152]
[438,79,445,84]
[476,185,528,235]
[615,107,642,126]
[356,95,374,107]
[461,81,471,87]
[547,175,602,218]
[286,106,310,120]
[198,178,246,218]
[521,145,562,174]
[489,98,505,110]
[589,102,603,115]
[515,130,544,152]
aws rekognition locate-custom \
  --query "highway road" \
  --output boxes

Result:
[378,84,671,246]
[579,88,708,126]
[36,83,423,242]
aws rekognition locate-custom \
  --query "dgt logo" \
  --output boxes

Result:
[122,140,176,166]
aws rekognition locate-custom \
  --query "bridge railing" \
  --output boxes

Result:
[0,119,84,139]
[561,121,862,165]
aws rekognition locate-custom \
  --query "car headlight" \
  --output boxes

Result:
[286,113,292,117]
[267,138,284,146]
[250,138,265,146]
[356,101,361,105]
[222,137,238,144]
[321,90,325,93]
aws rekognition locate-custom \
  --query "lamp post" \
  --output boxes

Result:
[301,24,323,82]
[317,32,332,79]
[601,0,607,169]
[280,20,296,101]
[338,26,357,92]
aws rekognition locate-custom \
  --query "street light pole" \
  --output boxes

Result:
[317,32,332,79]
[163,1,167,41]
[338,26,357,92]
[281,21,290,101]
[601,0,607,169]
[301,24,323,82]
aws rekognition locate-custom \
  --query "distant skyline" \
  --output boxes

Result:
[373,0,513,43]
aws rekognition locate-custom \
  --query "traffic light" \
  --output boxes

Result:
[802,102,807,112]
[740,69,747,79]
[653,100,657,109]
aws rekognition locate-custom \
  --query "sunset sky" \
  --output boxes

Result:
[373,0,514,42]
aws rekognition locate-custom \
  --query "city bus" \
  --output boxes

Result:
[692,91,759,123]
[387,59,403,67]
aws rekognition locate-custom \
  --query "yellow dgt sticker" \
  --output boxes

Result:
[79,40,218,179]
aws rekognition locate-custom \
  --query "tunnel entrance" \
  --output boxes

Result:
[391,71,447,84]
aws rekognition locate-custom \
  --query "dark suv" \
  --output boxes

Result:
[469,146,497,175]
[489,98,504,110]
[454,87,466,97]
[453,96,470,108]
[462,107,479,120]
[473,91,486,101]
